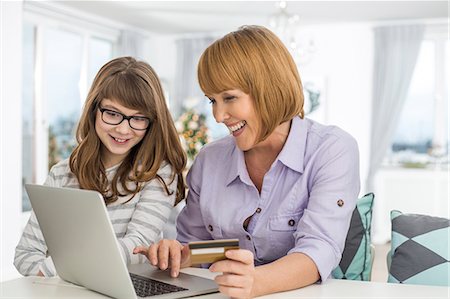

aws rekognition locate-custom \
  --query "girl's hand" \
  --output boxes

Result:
[209,249,256,299]
[133,239,190,277]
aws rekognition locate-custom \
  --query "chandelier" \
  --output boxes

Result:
[269,1,316,65]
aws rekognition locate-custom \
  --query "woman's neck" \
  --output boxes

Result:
[245,120,291,161]
[244,120,292,193]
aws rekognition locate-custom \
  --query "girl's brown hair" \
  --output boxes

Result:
[198,25,304,143]
[70,57,186,205]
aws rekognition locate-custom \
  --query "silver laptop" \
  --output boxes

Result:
[25,184,218,299]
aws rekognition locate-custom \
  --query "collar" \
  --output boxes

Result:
[225,116,306,186]
[277,116,306,174]
[225,143,254,186]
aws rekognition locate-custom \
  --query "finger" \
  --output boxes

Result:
[214,273,252,289]
[133,246,148,255]
[180,244,191,268]
[210,249,254,274]
[209,259,249,275]
[169,247,182,277]
[225,249,254,265]
[148,244,159,266]
[158,242,170,270]
[218,285,251,299]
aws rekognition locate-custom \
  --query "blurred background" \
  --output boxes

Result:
[1,0,448,282]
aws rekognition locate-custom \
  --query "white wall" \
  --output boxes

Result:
[300,23,373,194]
[373,168,449,243]
[1,0,23,282]
[143,35,177,108]
[144,35,177,83]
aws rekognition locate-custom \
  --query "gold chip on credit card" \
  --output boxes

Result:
[188,239,240,265]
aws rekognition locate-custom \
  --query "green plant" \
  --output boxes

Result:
[175,109,210,163]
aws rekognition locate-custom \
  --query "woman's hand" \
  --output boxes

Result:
[209,249,256,299]
[133,239,191,277]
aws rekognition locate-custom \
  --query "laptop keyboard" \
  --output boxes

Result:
[130,273,188,297]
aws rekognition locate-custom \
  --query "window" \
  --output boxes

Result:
[22,23,35,211]
[387,31,449,168]
[88,37,114,84]
[21,19,116,212]
[45,28,83,169]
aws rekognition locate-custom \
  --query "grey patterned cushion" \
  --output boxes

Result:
[388,210,450,286]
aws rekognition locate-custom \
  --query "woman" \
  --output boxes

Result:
[135,25,360,298]
[15,56,186,277]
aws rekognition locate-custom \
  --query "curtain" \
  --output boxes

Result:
[118,29,145,59]
[367,24,425,244]
[366,24,425,192]
[172,36,215,118]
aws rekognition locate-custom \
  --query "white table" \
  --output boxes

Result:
[1,267,448,298]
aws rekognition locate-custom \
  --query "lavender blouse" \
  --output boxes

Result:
[176,116,360,281]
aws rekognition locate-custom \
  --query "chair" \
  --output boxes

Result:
[332,193,375,281]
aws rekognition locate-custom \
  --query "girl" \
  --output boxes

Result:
[15,56,186,277]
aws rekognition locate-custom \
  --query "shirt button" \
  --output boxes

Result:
[288,219,295,226]
[208,225,213,232]
[246,235,251,241]
[337,199,344,207]
[256,207,262,213]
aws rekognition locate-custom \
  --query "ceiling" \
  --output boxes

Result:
[54,1,448,34]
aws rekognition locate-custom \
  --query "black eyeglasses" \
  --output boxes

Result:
[98,108,151,130]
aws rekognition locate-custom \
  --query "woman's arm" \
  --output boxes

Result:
[211,251,319,298]
[289,132,360,281]
[176,162,212,243]
[253,252,319,295]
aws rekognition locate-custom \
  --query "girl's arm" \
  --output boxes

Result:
[14,211,57,276]
[14,164,61,277]
[134,152,212,276]
[117,162,176,264]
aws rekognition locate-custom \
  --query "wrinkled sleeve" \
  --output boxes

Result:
[288,134,360,282]
[117,163,176,264]
[14,168,58,276]
[176,152,212,243]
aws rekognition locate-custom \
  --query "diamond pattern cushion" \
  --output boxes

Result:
[332,193,374,280]
[388,210,450,286]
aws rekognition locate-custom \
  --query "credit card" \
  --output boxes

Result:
[188,239,239,265]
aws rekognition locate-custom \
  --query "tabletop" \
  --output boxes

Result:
[1,267,448,298]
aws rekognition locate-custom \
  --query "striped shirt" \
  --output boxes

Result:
[14,158,177,277]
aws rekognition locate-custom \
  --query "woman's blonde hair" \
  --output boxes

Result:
[198,25,304,143]
[70,56,186,205]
